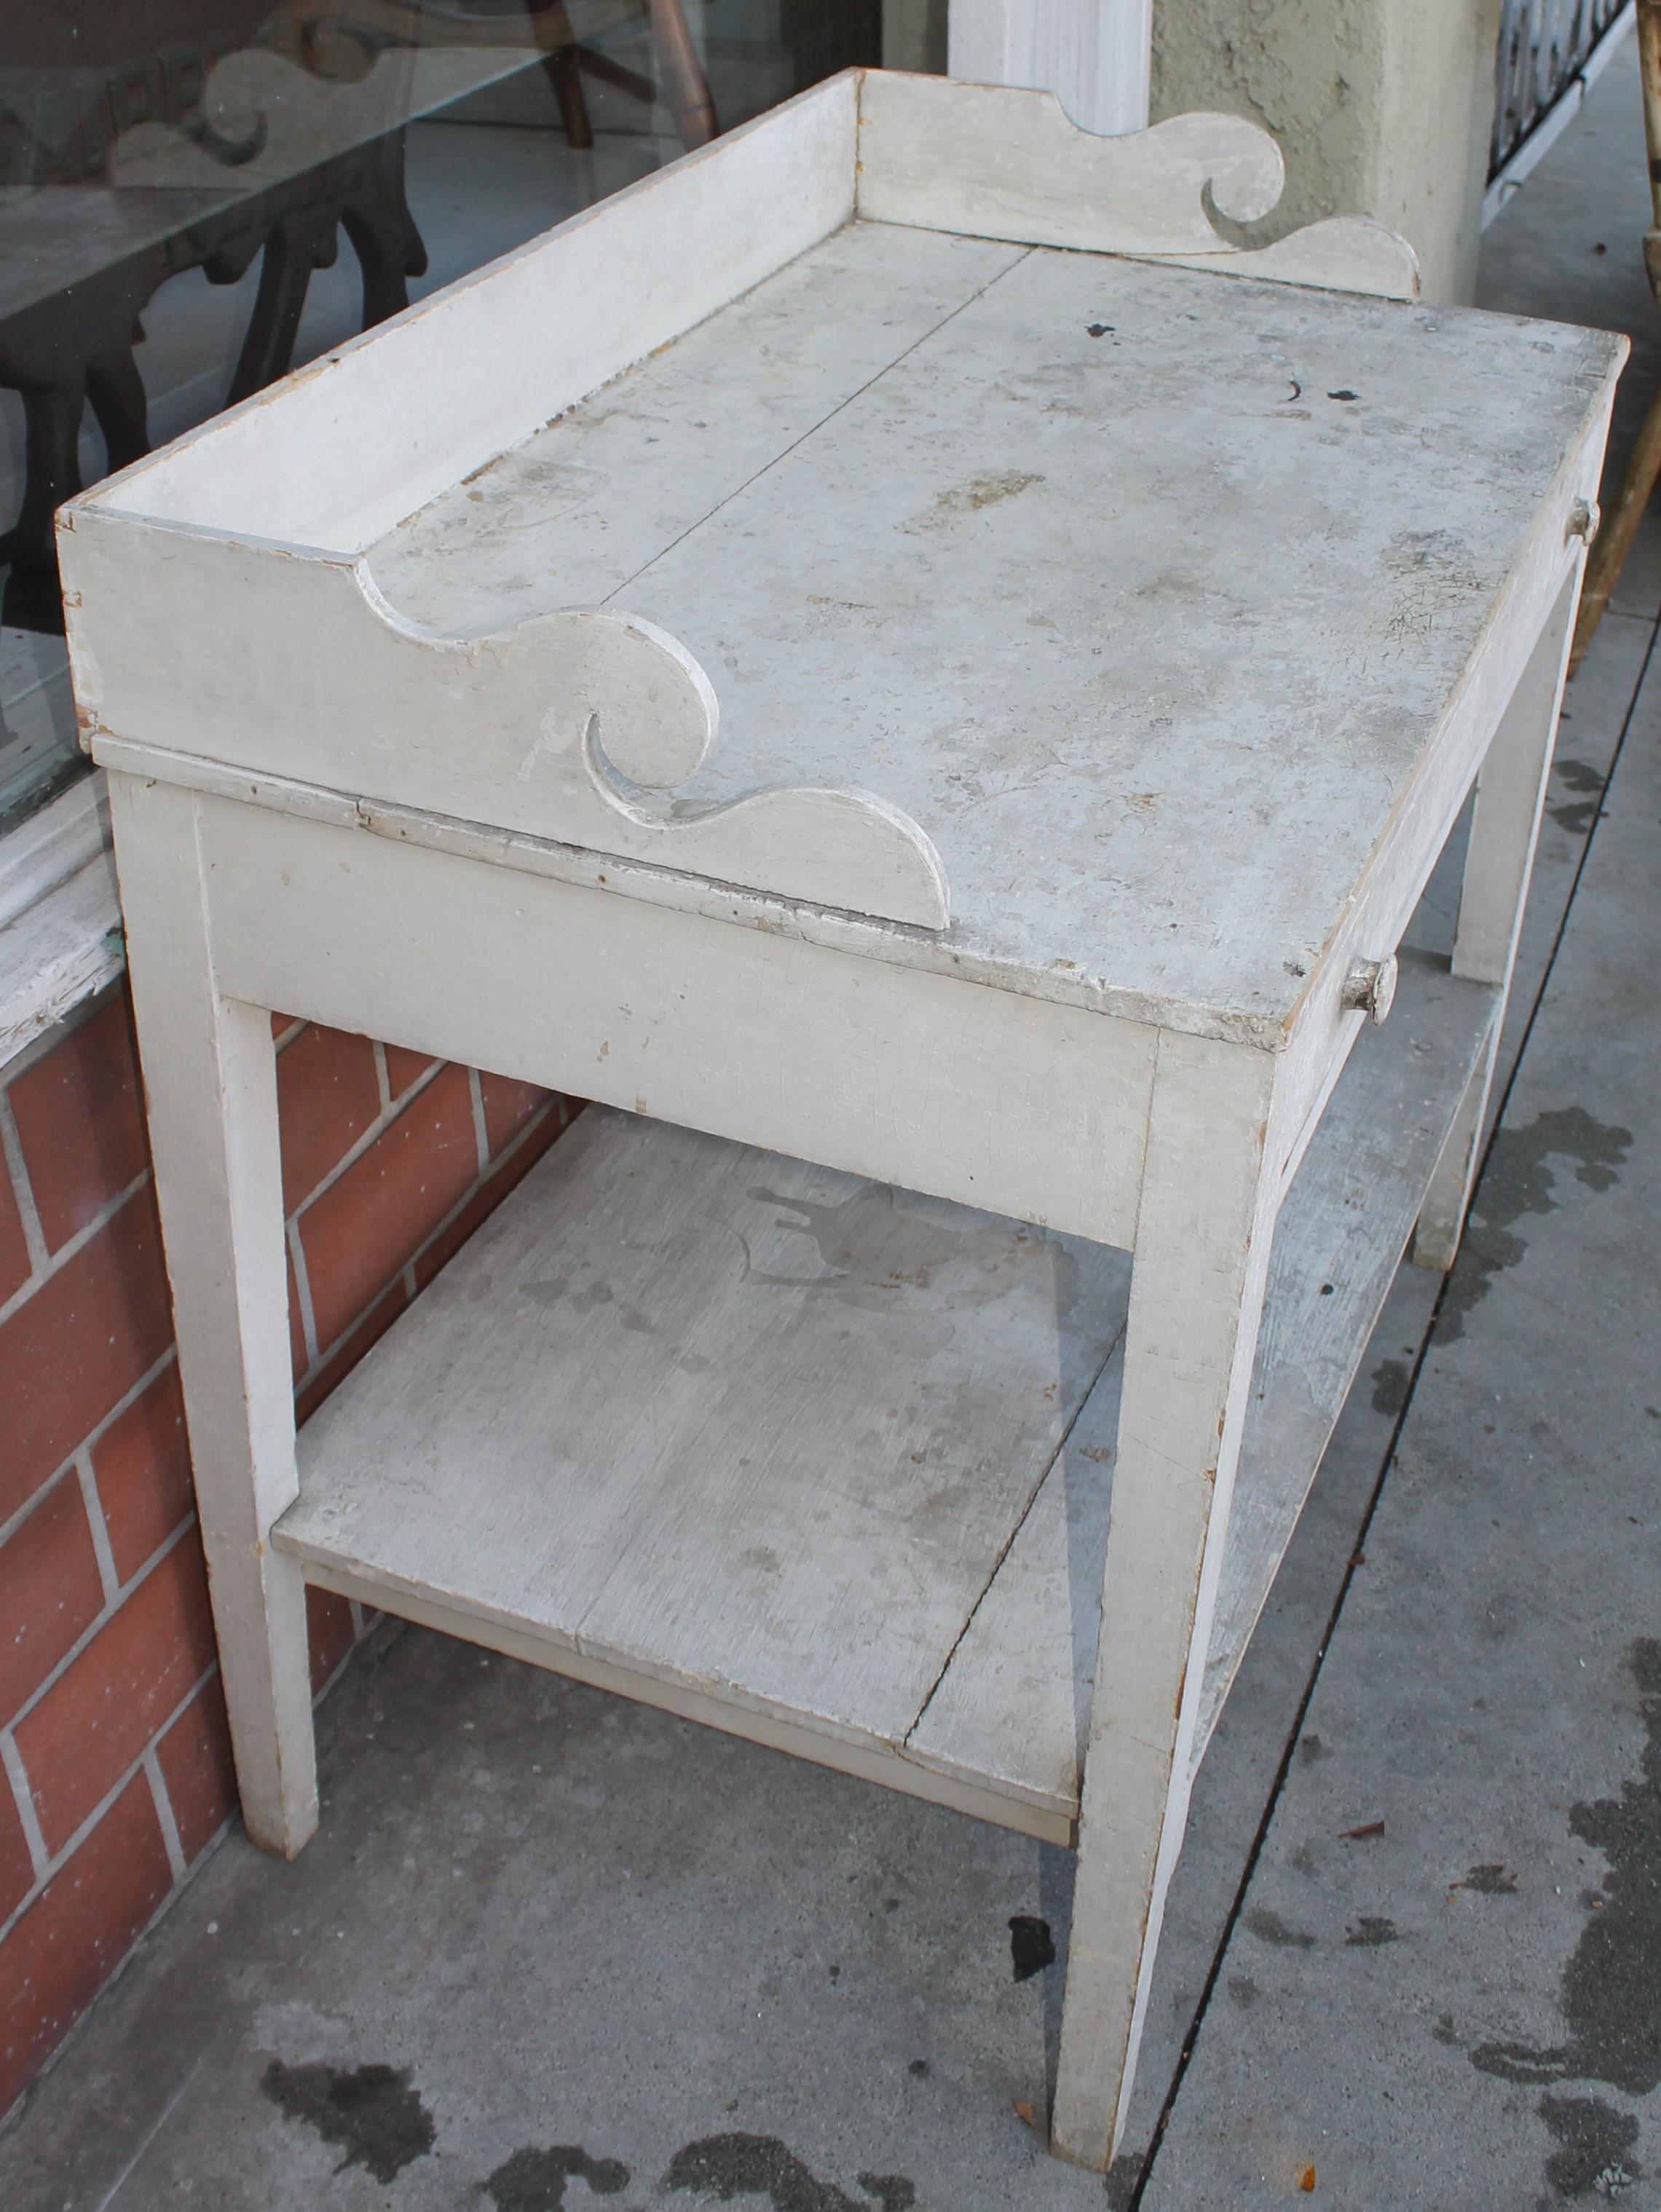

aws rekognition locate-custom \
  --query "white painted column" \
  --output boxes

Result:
[948,0,1152,134]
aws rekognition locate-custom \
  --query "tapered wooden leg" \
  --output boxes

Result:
[107,772,318,1858]
[546,42,595,147]
[85,344,151,474]
[341,136,430,331]
[226,211,336,406]
[9,378,85,574]
[1051,1032,1279,2169]
[650,0,719,146]
[1569,380,1661,675]
[1413,568,1578,1270]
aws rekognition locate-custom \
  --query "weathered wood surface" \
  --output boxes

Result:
[273,944,1494,1846]
[65,76,1619,1032]
[66,524,950,928]
[63,65,1618,2170]
[105,773,317,1857]
[1051,1028,1279,2169]
[71,71,860,550]
[276,1108,1132,1808]
[904,947,1496,1817]
[1416,569,1579,1268]
[189,789,1158,1251]
[856,72,1419,299]
[1193,951,1499,1758]
[1164,218,1420,299]
[360,229,1617,1040]
[856,75,1285,251]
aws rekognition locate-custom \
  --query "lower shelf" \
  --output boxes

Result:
[275,949,1496,1845]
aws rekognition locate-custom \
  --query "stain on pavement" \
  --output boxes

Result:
[1547,757,1607,837]
[484,2144,628,2209]
[1442,1107,1631,1338]
[1370,1358,1410,1415]
[1008,1914,1056,1980]
[261,2058,435,2183]
[664,2134,914,2212]
[1243,1908,1317,1949]
[1465,1639,1661,2196]
[1344,1917,1401,1947]
[1537,2093,1641,2200]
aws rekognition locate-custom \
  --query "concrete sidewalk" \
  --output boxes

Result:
[2,39,1657,2212]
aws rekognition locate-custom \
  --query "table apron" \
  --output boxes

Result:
[191,786,1162,1249]
[1271,523,1591,1188]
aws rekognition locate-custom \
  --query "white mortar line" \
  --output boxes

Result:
[0,1089,50,1276]
[142,1747,188,1884]
[468,1066,490,1176]
[3,1519,197,1742]
[286,1215,320,1372]
[76,1447,123,1606]
[0,1164,152,1330]
[1,1728,50,1880]
[0,1662,216,1950]
[0,1347,179,1555]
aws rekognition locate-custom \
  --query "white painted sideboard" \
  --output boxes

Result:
[58,69,1624,2170]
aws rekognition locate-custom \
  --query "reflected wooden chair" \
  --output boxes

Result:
[275,0,719,152]
[1571,0,1661,671]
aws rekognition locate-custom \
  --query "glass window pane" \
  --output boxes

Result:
[0,0,885,832]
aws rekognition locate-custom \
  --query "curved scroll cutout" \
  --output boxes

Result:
[583,718,949,928]
[355,563,948,925]
[858,75,1284,256]
[856,74,1417,300]
[1167,216,1421,303]
[70,519,950,931]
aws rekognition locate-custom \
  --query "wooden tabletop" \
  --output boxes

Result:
[370,219,1622,1035]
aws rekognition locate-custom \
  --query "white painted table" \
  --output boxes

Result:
[59,70,1624,2169]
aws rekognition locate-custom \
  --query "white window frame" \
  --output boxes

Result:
[0,770,120,1072]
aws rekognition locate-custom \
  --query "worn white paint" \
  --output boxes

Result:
[73,71,860,551]
[277,1108,1132,1804]
[1164,214,1419,299]
[860,75,1284,249]
[1050,1032,1278,2170]
[1415,569,1581,1268]
[66,526,947,927]
[904,947,1497,1821]
[74,224,1613,1042]
[1194,952,1498,1755]
[62,76,1619,2170]
[0,774,120,1073]
[103,773,317,1858]
[186,791,1159,1252]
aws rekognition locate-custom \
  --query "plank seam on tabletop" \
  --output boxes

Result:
[901,1311,1130,1772]
[1118,603,1661,2206]
[593,245,1035,612]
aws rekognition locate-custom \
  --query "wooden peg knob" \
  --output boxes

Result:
[1567,497,1599,545]
[1342,955,1397,1025]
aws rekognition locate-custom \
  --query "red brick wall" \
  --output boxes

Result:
[0,983,578,2117]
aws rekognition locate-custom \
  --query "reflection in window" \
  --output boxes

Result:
[0,1,882,831]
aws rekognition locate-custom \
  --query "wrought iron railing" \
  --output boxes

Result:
[1493,0,1630,175]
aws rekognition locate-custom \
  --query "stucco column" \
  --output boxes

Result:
[1150,0,1504,302]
